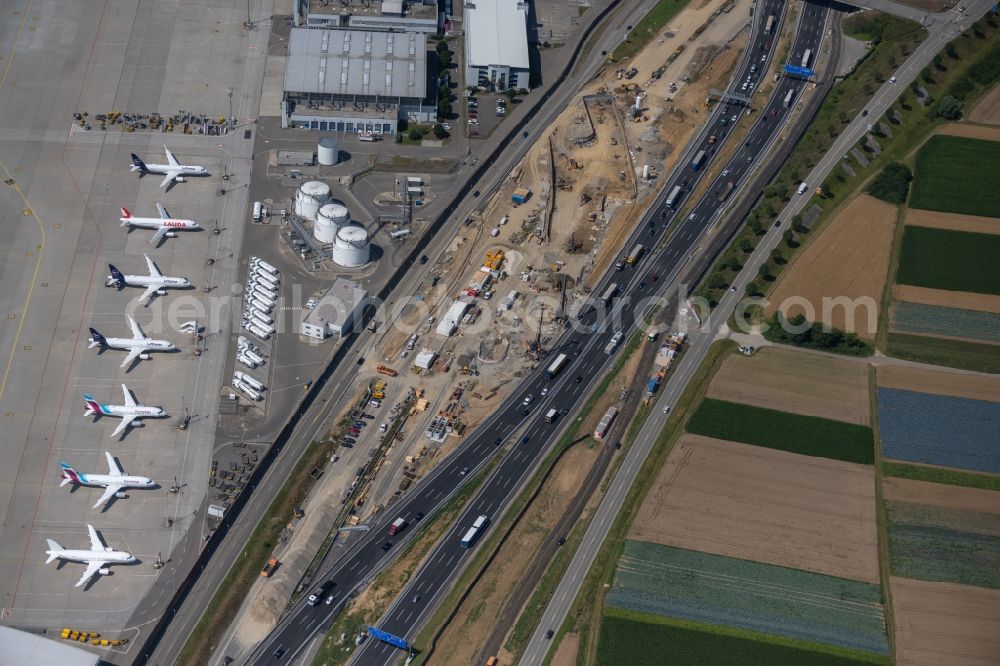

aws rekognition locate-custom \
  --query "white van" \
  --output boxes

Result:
[797,182,809,195]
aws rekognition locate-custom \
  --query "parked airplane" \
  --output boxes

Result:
[45,524,136,588]
[107,253,191,304]
[130,145,208,188]
[119,203,201,245]
[60,452,156,509]
[89,315,175,368]
[83,384,166,439]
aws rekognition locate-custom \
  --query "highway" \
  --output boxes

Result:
[517,1,993,663]
[244,0,838,663]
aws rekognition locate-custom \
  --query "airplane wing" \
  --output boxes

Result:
[127,315,144,340]
[111,417,135,438]
[94,484,123,509]
[76,560,104,588]
[105,451,124,476]
[120,348,142,368]
[120,384,137,407]
[143,254,161,278]
[149,226,169,246]
[159,172,178,189]
[163,145,180,167]
[156,202,170,219]
[88,524,105,551]
[139,286,157,304]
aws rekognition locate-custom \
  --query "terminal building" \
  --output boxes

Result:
[298,0,440,33]
[301,278,369,340]
[464,0,530,91]
[282,27,435,133]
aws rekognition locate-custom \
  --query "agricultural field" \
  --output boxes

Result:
[889,577,1000,666]
[892,284,1000,315]
[686,399,875,464]
[629,435,879,582]
[904,208,1000,236]
[765,194,896,341]
[908,135,1000,218]
[706,348,871,425]
[895,226,1000,296]
[606,541,889,655]
[889,301,1000,344]
[886,500,1000,588]
[882,477,1000,515]
[884,332,1000,374]
[597,609,888,666]
[876,387,1000,473]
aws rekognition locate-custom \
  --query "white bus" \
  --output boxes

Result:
[460,515,489,548]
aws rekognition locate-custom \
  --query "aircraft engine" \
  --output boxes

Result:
[175,176,185,183]
[164,231,177,238]
[156,288,167,296]
[98,567,111,575]
[115,491,128,499]
[139,353,150,360]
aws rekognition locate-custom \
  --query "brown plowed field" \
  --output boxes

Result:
[890,576,1000,666]
[905,208,1000,235]
[892,285,1000,314]
[883,477,1000,515]
[970,83,1000,125]
[938,122,1000,141]
[629,434,879,582]
[707,347,871,424]
[765,194,896,340]
[876,364,1000,402]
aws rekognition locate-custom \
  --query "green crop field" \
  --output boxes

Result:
[882,462,1000,492]
[909,135,1000,218]
[885,332,1000,374]
[596,609,888,666]
[686,399,875,464]
[895,226,1000,296]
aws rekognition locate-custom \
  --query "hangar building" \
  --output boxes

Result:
[464,0,530,91]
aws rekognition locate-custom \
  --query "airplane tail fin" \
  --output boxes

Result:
[45,540,63,563]
[120,207,132,224]
[130,154,148,173]
[88,328,107,348]
[60,462,80,486]
[107,265,125,287]
[83,394,102,416]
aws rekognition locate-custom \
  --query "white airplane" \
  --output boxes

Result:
[45,524,136,588]
[119,203,201,245]
[130,145,208,188]
[89,315,175,368]
[107,253,191,304]
[83,384,166,439]
[60,452,156,509]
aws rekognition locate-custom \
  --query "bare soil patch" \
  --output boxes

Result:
[905,208,1000,235]
[766,194,897,340]
[707,346,871,425]
[938,122,1000,141]
[890,576,1000,666]
[876,364,1000,402]
[883,477,1000,515]
[629,434,879,582]
[969,83,1000,125]
[550,632,580,666]
[892,284,1000,315]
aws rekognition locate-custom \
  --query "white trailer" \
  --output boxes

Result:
[248,323,272,340]
[235,371,265,391]
[242,348,265,366]
[234,378,262,401]
[251,314,273,329]
[252,258,279,276]
[251,289,276,306]
[253,272,280,289]
[236,352,260,369]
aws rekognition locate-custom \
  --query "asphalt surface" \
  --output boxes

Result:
[244,0,840,663]
[518,1,993,663]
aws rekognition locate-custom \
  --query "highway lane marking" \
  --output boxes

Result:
[445,554,456,567]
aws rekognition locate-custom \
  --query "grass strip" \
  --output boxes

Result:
[883,331,1000,374]
[596,607,889,666]
[177,437,332,665]
[610,0,690,62]
[687,398,876,464]
[882,461,1000,492]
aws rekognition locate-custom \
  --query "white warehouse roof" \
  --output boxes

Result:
[284,28,427,99]
[465,0,530,70]
[0,626,100,666]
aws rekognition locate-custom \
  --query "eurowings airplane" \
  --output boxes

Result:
[60,452,156,509]
[89,315,175,368]
[119,203,201,245]
[130,145,208,188]
[83,384,166,439]
[107,253,191,304]
[45,524,136,588]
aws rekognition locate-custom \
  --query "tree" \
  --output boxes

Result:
[726,256,743,272]
[945,42,958,60]
[791,214,806,232]
[707,273,727,290]
[504,88,518,101]
[749,217,764,236]
[745,282,762,297]
[866,162,912,204]
[435,40,449,53]
[408,128,423,142]
[936,95,962,120]
[432,124,449,139]
[770,248,786,265]
[739,237,754,253]
[783,229,798,248]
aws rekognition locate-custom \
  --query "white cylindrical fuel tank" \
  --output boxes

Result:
[315,202,349,244]
[332,225,370,267]
[317,137,339,166]
[294,180,331,220]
